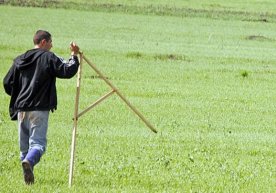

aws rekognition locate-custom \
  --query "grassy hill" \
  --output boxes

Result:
[0,1,275,192]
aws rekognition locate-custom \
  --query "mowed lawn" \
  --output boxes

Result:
[0,1,276,192]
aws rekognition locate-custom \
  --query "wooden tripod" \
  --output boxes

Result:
[69,53,157,187]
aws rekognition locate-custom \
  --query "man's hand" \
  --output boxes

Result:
[70,41,80,56]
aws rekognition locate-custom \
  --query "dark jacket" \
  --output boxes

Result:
[3,48,79,120]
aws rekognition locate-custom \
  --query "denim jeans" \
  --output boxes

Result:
[18,111,49,164]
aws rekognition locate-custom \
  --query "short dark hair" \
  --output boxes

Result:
[33,30,51,45]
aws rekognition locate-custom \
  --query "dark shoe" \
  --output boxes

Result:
[22,160,34,185]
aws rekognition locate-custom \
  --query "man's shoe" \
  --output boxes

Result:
[22,160,34,185]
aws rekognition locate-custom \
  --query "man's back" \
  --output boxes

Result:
[4,48,79,120]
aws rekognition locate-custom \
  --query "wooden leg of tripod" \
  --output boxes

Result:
[69,53,83,187]
[82,54,157,133]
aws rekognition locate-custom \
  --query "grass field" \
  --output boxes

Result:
[1,1,276,192]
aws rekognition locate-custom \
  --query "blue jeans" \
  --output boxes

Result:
[18,111,49,166]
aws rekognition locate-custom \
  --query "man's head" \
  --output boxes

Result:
[33,30,52,51]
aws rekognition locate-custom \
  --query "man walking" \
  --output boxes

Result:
[3,30,80,185]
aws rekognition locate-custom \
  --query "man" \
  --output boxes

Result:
[3,30,80,185]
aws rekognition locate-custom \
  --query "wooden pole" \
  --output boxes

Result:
[69,53,83,187]
[82,55,157,133]
[77,90,115,119]
[68,52,157,187]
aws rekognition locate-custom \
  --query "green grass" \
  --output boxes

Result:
[4,0,276,22]
[0,1,276,192]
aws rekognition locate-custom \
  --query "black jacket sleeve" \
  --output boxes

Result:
[3,63,19,120]
[3,64,16,96]
[48,53,79,78]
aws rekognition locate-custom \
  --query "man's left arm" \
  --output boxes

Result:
[49,54,79,78]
